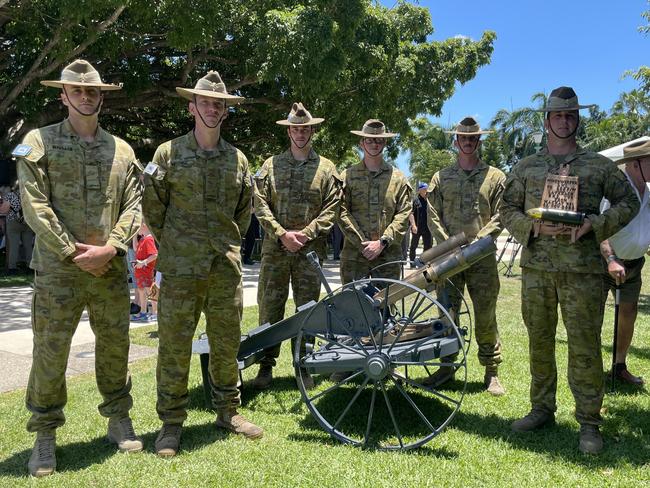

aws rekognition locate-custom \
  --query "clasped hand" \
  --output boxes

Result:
[72,243,117,277]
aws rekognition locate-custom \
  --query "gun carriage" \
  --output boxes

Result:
[193,233,496,450]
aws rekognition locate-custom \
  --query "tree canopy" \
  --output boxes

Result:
[0,0,495,166]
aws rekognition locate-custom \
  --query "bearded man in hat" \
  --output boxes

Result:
[339,119,412,283]
[425,117,506,396]
[599,139,650,386]
[501,86,639,454]
[252,102,341,390]
[143,71,262,456]
[13,59,143,477]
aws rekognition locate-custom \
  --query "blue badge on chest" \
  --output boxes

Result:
[11,144,32,157]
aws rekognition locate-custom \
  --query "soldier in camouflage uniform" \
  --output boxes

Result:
[425,117,506,396]
[252,103,340,390]
[143,71,262,456]
[339,119,412,282]
[14,60,143,477]
[501,87,639,454]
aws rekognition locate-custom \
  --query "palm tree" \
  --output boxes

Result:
[490,92,547,169]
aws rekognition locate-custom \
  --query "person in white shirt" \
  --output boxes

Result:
[600,139,650,385]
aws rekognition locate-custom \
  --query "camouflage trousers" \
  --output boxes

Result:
[442,253,502,368]
[257,251,323,367]
[156,254,242,424]
[26,268,132,433]
[340,248,403,284]
[521,268,605,426]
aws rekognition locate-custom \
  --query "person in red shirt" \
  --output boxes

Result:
[133,223,158,321]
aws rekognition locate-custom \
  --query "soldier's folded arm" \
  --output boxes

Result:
[337,173,366,249]
[253,165,287,239]
[588,162,640,242]
[233,153,253,236]
[500,169,534,246]
[107,156,143,254]
[142,145,171,242]
[380,178,412,246]
[16,136,76,260]
[300,170,341,241]
[476,176,506,240]
[427,174,450,243]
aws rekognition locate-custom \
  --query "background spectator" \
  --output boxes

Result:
[5,182,34,274]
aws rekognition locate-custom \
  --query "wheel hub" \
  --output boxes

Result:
[365,353,390,380]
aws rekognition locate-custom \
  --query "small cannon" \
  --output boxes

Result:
[193,234,496,450]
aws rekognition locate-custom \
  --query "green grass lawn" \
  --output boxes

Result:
[1,268,650,487]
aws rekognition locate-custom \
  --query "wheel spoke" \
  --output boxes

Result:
[411,300,437,322]
[407,293,427,320]
[379,380,404,449]
[333,377,370,430]
[363,384,377,447]
[355,292,379,350]
[395,373,461,406]
[307,369,366,402]
[389,375,437,434]
[379,283,390,350]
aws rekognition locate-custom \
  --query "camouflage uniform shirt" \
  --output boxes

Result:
[428,160,505,243]
[501,147,639,273]
[143,131,252,277]
[17,119,142,272]
[338,161,412,258]
[254,149,340,254]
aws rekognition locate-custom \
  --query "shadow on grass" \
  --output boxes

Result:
[0,422,233,478]
[453,403,650,467]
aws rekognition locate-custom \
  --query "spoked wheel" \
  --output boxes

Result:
[370,259,473,357]
[294,278,468,450]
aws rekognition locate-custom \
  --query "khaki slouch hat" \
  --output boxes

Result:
[41,59,122,91]
[276,102,324,126]
[350,119,397,138]
[176,71,245,103]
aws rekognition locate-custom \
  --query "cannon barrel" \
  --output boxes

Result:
[415,232,467,265]
[376,236,497,305]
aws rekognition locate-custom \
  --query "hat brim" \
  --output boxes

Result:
[535,104,595,112]
[176,87,245,103]
[617,151,650,165]
[41,80,122,91]
[276,118,325,126]
[350,130,397,138]
[444,130,493,135]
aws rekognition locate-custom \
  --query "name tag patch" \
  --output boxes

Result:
[144,162,159,176]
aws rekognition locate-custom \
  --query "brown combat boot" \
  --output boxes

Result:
[422,366,455,388]
[216,410,264,439]
[511,408,555,432]
[484,367,506,396]
[107,416,143,452]
[579,424,603,454]
[155,423,183,457]
[252,365,273,390]
[28,431,56,477]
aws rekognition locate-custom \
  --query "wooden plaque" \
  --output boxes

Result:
[533,173,580,241]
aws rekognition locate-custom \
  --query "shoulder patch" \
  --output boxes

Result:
[11,144,32,157]
[144,161,159,176]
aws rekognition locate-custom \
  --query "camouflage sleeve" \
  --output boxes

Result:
[426,172,450,243]
[588,162,640,242]
[17,131,77,260]
[142,144,170,242]
[381,176,412,246]
[253,160,286,239]
[500,165,533,247]
[338,170,366,249]
[476,169,506,240]
[234,152,252,237]
[107,153,142,254]
[301,167,341,241]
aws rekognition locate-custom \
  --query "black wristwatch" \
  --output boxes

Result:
[606,254,618,264]
[380,237,390,248]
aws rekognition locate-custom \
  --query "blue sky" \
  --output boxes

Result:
[386,0,649,175]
